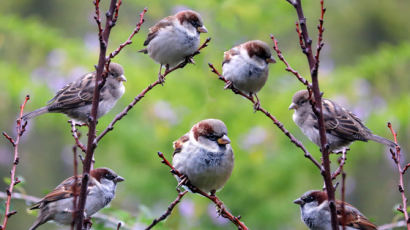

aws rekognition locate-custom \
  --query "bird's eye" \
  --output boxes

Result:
[207,134,219,141]
[303,196,314,203]
[105,173,115,180]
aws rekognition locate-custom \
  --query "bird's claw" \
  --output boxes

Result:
[224,81,233,90]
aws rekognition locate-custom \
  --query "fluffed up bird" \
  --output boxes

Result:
[294,190,377,230]
[289,90,397,153]
[172,119,234,194]
[29,168,124,230]
[139,9,208,83]
[222,40,276,109]
[22,63,126,125]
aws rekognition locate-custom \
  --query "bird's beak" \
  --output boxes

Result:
[114,176,125,183]
[197,26,208,33]
[293,198,304,205]
[266,57,276,64]
[217,135,231,145]
[288,102,298,110]
[118,75,127,82]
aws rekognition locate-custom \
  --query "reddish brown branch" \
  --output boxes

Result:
[285,0,337,228]
[208,63,322,170]
[270,35,311,87]
[145,190,188,230]
[96,38,211,143]
[387,122,410,229]
[1,95,30,230]
[341,171,346,230]
[71,146,79,230]
[157,152,248,230]
[76,0,119,229]
[108,7,148,61]
[315,0,326,63]
[69,120,86,153]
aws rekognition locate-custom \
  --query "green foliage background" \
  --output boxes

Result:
[0,0,409,229]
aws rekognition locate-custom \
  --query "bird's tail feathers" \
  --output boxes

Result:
[368,134,398,149]
[21,107,49,121]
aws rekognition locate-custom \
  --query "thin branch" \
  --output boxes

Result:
[270,35,311,87]
[71,145,79,230]
[315,0,326,64]
[331,149,347,180]
[387,122,410,229]
[285,0,337,228]
[145,190,188,230]
[96,38,211,143]
[208,63,322,170]
[76,0,120,229]
[108,7,148,61]
[0,95,30,230]
[341,171,346,230]
[157,152,248,230]
[378,220,407,230]
[68,120,86,153]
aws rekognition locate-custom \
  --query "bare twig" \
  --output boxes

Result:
[341,171,346,230]
[378,220,407,230]
[108,8,148,61]
[270,35,311,87]
[208,63,322,170]
[331,149,347,180]
[156,152,248,230]
[285,0,337,228]
[0,95,30,230]
[387,122,409,229]
[68,120,86,153]
[96,38,211,143]
[71,145,79,230]
[145,190,188,230]
[76,0,122,228]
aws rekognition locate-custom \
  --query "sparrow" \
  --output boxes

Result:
[289,90,397,153]
[172,119,234,194]
[139,9,208,82]
[222,40,276,109]
[22,63,126,124]
[29,167,124,230]
[294,190,377,230]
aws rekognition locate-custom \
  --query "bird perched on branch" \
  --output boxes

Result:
[29,167,124,230]
[289,90,397,153]
[294,190,377,230]
[22,63,126,125]
[139,9,208,83]
[172,119,234,194]
[222,40,276,110]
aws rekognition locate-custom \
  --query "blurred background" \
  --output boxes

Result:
[1,0,409,229]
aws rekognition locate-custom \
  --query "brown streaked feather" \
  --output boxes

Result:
[336,200,377,230]
[47,73,97,111]
[319,99,369,141]
[30,175,96,210]
[173,134,189,156]
[143,16,174,46]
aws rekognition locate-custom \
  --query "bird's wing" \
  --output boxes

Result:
[143,16,174,46]
[336,200,377,230]
[172,133,190,156]
[47,72,97,111]
[318,99,368,141]
[30,175,96,210]
[222,47,240,66]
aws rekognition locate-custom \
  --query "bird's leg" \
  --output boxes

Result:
[224,80,233,90]
[185,56,195,65]
[252,93,260,112]
[158,64,165,85]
